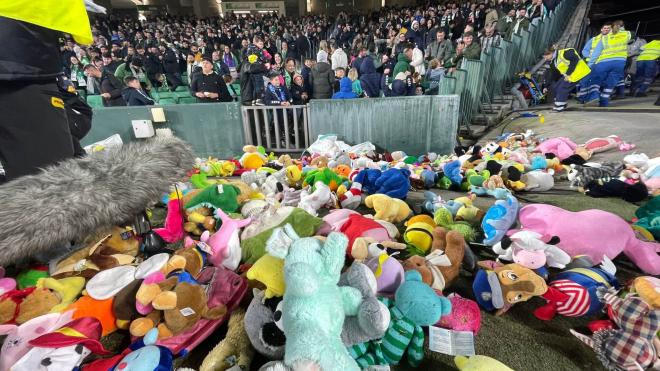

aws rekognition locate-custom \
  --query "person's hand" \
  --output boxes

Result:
[384,68,391,75]
[405,70,412,76]
[195,92,205,98]
[281,101,290,106]
[208,92,219,98]
[101,93,111,99]
[449,67,457,73]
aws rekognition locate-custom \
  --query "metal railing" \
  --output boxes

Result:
[242,105,310,152]
[438,0,579,135]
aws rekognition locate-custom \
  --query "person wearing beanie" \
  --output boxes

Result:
[191,57,232,103]
[310,50,335,99]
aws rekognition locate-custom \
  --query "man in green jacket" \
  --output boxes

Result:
[114,57,153,91]
[445,32,482,71]
[392,45,414,77]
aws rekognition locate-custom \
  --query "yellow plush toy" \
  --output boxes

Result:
[246,254,285,298]
[364,194,411,223]
[285,164,302,186]
[36,277,86,313]
[239,145,267,170]
[454,195,484,225]
[454,355,514,371]
[404,215,437,254]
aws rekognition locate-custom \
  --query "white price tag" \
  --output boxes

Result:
[179,307,196,317]
[217,185,224,193]
[429,326,475,356]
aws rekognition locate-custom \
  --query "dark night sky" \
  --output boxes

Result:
[588,0,660,38]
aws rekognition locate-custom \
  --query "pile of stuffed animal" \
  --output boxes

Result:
[0,135,658,371]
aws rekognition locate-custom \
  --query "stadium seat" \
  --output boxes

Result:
[157,98,177,105]
[175,86,189,92]
[178,97,197,104]
[157,86,171,93]
[86,95,104,108]
[76,89,87,99]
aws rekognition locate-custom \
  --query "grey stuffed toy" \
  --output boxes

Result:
[241,171,268,188]
[522,170,555,192]
[246,262,390,361]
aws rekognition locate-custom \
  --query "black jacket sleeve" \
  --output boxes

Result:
[190,75,200,93]
[563,48,580,77]
[216,75,232,102]
[102,74,123,99]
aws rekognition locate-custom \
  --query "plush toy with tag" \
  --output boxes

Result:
[266,225,362,371]
[472,261,547,316]
[348,270,451,368]
[202,209,251,270]
[403,227,465,291]
[201,308,253,371]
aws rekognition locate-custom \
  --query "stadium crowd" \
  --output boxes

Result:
[66,0,559,106]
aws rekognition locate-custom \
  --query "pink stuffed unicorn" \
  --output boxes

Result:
[0,311,75,371]
[513,204,660,275]
[154,198,185,243]
[201,210,251,270]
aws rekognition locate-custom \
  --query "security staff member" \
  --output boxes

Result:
[577,23,610,103]
[587,20,631,106]
[543,46,591,112]
[630,39,659,97]
[190,58,232,103]
[0,0,94,182]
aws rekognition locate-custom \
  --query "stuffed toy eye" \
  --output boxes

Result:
[274,301,284,332]
[505,271,519,281]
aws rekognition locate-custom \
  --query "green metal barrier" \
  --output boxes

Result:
[84,103,245,158]
[307,95,460,155]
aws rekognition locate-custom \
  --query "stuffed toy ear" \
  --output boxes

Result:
[404,270,423,282]
[265,224,300,259]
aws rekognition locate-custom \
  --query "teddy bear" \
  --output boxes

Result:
[129,275,227,338]
[265,225,363,371]
[403,227,465,291]
[309,155,329,168]
[0,287,60,325]
[364,194,411,223]
[348,270,451,368]
[200,308,254,371]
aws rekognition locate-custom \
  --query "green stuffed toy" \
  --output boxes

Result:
[184,184,241,214]
[241,208,323,264]
[433,207,478,242]
[303,168,345,192]
[266,225,362,371]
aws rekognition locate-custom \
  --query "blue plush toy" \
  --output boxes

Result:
[374,168,411,199]
[349,270,451,368]
[113,328,173,371]
[470,185,511,199]
[443,160,463,186]
[530,155,547,171]
[268,225,363,371]
[481,195,519,246]
[352,168,382,195]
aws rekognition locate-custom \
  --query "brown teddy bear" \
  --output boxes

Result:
[402,227,465,291]
[310,155,329,168]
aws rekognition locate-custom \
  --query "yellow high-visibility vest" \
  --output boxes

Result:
[637,40,660,61]
[0,0,93,45]
[596,30,631,63]
[555,48,591,82]
[584,34,603,62]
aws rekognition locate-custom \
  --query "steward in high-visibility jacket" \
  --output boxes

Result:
[631,39,660,96]
[554,48,591,82]
[596,30,631,63]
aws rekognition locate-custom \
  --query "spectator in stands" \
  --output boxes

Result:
[301,58,314,93]
[212,50,230,76]
[480,24,502,51]
[272,53,284,74]
[445,32,481,70]
[347,68,363,97]
[527,0,548,21]
[290,74,309,105]
[485,4,499,28]
[426,30,453,65]
[83,64,126,107]
[410,42,426,75]
[66,56,87,89]
[382,72,415,97]
[501,8,517,40]
[393,44,413,76]
[115,57,152,91]
[122,76,155,106]
[310,50,334,99]
[331,42,348,71]
[222,45,238,71]
[406,20,425,51]
[358,56,382,98]
[511,8,530,38]
[426,58,445,94]
[191,58,232,103]
[264,71,291,106]
[333,67,346,93]
[283,58,297,90]
[351,47,368,73]
[162,44,183,91]
[333,77,358,99]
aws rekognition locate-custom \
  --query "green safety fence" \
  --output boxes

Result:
[83,103,245,158]
[443,0,578,130]
[307,95,460,155]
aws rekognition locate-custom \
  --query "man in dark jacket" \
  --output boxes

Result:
[309,50,335,99]
[162,44,183,90]
[84,64,126,107]
[239,43,269,105]
[122,76,155,106]
[144,46,163,86]
[191,58,232,103]
[358,56,381,98]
